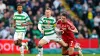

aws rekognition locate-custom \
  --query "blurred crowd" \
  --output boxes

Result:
[0,0,99,40]
[66,0,100,39]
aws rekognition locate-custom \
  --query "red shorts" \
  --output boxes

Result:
[67,40,76,48]
[62,38,76,48]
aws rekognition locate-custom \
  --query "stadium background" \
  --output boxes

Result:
[0,0,100,56]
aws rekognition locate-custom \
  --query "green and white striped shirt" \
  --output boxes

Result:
[13,11,30,32]
[38,16,56,36]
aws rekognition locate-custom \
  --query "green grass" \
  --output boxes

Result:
[0,54,100,56]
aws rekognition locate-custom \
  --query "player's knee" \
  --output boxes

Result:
[68,51,74,55]
[38,42,43,47]
[62,43,68,47]
[60,41,68,47]
[14,41,18,45]
[17,39,22,44]
[38,41,45,46]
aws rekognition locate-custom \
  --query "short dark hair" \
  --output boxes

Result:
[17,3,22,7]
[61,13,67,17]
[46,7,51,10]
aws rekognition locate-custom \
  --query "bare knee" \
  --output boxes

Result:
[14,41,18,45]
[63,43,68,47]
[38,39,47,46]
[68,51,74,55]
[58,41,68,47]
[14,40,22,46]
[68,47,74,55]
[38,41,45,46]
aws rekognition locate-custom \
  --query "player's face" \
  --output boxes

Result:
[17,6,23,12]
[61,16,66,20]
[45,10,51,18]
[61,15,67,23]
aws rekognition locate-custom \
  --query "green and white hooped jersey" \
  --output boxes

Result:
[38,16,56,36]
[13,11,30,32]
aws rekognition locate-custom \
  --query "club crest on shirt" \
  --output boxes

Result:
[61,25,66,30]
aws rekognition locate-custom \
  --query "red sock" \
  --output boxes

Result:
[73,51,79,55]
[69,52,79,56]
[63,51,79,56]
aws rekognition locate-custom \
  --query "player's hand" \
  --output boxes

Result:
[14,25,16,28]
[68,27,78,33]
[60,30,64,34]
[40,30,44,34]
[21,23,27,26]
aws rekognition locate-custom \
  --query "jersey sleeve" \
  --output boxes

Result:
[67,20,75,30]
[25,13,31,22]
[38,16,44,31]
[56,19,61,28]
[38,16,43,24]
[56,19,61,24]
[53,17,56,24]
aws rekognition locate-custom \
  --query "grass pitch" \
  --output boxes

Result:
[0,54,100,56]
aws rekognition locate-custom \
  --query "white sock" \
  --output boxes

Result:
[38,47,43,56]
[20,45,24,56]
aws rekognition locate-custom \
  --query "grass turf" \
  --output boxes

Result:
[0,54,100,56]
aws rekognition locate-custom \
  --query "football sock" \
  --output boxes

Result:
[38,45,43,56]
[20,42,27,56]
[20,45,24,56]
[63,51,79,56]
[69,52,79,56]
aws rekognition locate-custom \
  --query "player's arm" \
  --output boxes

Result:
[54,18,60,31]
[13,13,16,28]
[38,17,44,34]
[21,13,32,26]
[55,19,64,33]
[67,21,78,33]
[13,20,16,28]
[68,26,78,33]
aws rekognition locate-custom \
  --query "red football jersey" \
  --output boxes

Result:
[57,19,76,43]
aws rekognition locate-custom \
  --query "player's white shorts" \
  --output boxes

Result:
[14,32,26,41]
[42,33,62,43]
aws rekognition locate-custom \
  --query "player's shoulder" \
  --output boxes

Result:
[57,19,62,22]
[14,11,18,15]
[56,19,62,24]
[40,15,46,20]
[22,11,28,15]
[67,19,73,23]
[50,16,56,21]
[14,11,28,15]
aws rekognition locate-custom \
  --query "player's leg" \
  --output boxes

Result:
[37,36,49,56]
[18,32,27,56]
[58,39,68,47]
[14,32,24,56]
[68,41,79,56]
[62,47,69,56]
[62,47,79,56]
[75,43,83,56]
[52,34,68,47]
[68,47,75,55]
[14,32,19,46]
